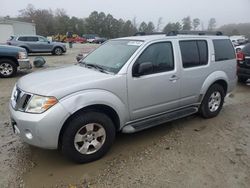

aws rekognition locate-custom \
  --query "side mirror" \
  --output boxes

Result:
[47,41,51,44]
[133,62,153,77]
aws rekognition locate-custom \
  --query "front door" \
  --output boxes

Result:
[127,41,181,120]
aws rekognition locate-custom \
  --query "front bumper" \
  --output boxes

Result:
[18,58,32,70]
[9,101,70,149]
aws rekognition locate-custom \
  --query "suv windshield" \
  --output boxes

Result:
[81,40,142,73]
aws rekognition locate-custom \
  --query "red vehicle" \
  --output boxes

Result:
[66,37,87,43]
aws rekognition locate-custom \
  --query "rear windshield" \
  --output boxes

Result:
[213,39,235,61]
[242,43,250,55]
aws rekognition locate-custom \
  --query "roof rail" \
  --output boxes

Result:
[134,32,165,36]
[167,30,223,36]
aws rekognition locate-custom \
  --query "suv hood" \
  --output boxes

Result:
[17,65,114,99]
[0,45,26,52]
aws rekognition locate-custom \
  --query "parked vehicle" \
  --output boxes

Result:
[0,45,31,78]
[235,44,245,53]
[9,31,237,163]
[7,35,67,55]
[237,43,250,82]
[83,34,99,43]
[230,35,248,45]
[92,37,107,44]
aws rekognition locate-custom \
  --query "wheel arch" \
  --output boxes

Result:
[58,104,120,149]
[199,71,229,102]
[0,57,18,66]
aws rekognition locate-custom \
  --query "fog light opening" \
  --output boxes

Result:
[25,130,33,140]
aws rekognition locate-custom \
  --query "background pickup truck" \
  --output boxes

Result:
[0,45,32,78]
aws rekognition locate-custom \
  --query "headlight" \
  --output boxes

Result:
[25,95,58,114]
[18,51,27,59]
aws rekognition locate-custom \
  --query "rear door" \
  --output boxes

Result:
[25,36,39,52]
[179,39,210,106]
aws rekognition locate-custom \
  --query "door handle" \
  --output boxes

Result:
[169,75,179,81]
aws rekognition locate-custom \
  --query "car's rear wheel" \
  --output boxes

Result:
[199,84,225,118]
[62,111,116,163]
[53,47,63,55]
[0,59,17,78]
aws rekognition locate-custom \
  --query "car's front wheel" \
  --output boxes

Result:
[199,84,225,118]
[62,111,116,163]
[0,58,17,78]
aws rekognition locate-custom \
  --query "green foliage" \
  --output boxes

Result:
[182,16,192,30]
[163,22,182,33]
[13,4,250,40]
[208,18,216,31]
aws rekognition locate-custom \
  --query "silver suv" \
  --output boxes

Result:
[9,31,237,163]
[7,35,67,55]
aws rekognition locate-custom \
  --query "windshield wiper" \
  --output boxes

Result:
[80,61,110,74]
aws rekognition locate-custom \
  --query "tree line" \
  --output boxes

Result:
[4,4,249,39]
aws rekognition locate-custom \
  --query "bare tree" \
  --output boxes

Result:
[156,17,163,32]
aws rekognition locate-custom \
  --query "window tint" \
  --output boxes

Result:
[179,40,208,68]
[27,37,38,42]
[18,37,27,41]
[213,39,235,61]
[135,42,174,75]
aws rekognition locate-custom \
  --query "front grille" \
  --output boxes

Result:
[12,88,32,111]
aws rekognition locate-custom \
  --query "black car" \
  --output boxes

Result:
[0,45,32,78]
[237,43,250,83]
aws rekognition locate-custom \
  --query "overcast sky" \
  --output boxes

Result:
[1,0,250,28]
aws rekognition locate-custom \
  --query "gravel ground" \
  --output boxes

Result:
[0,43,250,188]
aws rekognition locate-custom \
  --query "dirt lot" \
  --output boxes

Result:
[0,43,250,188]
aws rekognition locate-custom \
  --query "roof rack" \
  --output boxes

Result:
[134,32,165,36]
[167,30,223,36]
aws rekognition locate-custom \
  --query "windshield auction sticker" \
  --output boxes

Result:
[127,41,143,46]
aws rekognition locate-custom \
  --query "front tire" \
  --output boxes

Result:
[0,59,17,78]
[199,84,225,118]
[62,111,116,163]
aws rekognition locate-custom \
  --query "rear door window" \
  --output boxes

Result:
[27,37,38,42]
[179,40,208,68]
[213,39,235,61]
[18,37,27,41]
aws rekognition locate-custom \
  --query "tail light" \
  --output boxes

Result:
[237,52,245,61]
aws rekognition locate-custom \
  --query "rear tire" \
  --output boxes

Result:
[199,84,225,119]
[53,47,63,55]
[62,111,116,163]
[0,58,17,78]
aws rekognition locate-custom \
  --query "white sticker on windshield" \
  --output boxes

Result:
[127,41,143,46]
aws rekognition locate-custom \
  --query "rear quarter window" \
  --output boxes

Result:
[213,39,235,61]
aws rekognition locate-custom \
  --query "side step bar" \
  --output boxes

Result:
[122,107,198,133]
